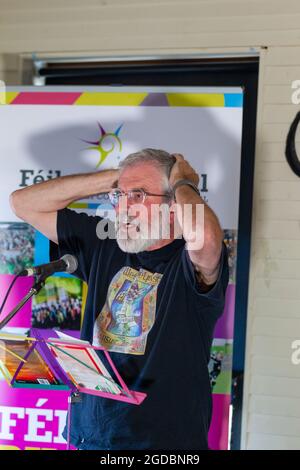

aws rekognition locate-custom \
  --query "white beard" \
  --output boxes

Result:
[115,204,171,253]
[116,231,157,253]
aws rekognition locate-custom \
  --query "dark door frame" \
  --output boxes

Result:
[39,56,259,449]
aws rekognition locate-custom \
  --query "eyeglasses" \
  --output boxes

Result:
[108,188,172,207]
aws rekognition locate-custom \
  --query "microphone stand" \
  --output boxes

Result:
[0,274,47,330]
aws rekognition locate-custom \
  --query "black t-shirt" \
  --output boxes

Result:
[50,208,229,450]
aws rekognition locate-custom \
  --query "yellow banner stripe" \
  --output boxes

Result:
[166,93,225,107]
[68,202,88,209]
[75,92,148,106]
[3,92,19,104]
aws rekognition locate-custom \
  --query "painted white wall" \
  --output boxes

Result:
[1,0,300,450]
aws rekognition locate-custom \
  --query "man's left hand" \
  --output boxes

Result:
[169,154,199,187]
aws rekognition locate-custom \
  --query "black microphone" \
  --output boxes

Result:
[19,254,78,277]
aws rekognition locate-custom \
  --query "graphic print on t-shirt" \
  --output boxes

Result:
[93,266,163,355]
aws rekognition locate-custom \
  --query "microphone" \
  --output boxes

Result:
[20,254,78,277]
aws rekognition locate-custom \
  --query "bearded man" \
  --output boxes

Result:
[10,148,229,450]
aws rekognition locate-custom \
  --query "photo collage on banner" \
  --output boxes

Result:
[0,87,243,449]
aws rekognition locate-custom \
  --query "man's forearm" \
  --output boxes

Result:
[174,185,223,248]
[10,170,118,215]
[174,185,223,283]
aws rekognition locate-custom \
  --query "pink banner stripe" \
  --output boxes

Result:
[11,92,82,105]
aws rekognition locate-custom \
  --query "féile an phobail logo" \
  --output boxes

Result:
[81,121,123,168]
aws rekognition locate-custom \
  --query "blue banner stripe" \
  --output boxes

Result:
[224,93,243,107]
[34,230,72,278]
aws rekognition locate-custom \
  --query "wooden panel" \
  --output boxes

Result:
[248,413,300,437]
[1,29,300,54]
[1,11,300,34]
[247,432,300,449]
[254,298,300,318]
[252,316,300,336]
[250,374,300,397]
[263,104,300,123]
[256,200,300,220]
[262,123,300,143]
[0,54,19,70]
[2,0,300,16]
[254,279,300,300]
[256,181,300,200]
[259,142,286,162]
[265,66,300,85]
[258,162,299,182]
[251,335,300,358]
[264,85,295,105]
[249,394,300,418]
[255,257,300,279]
[266,46,300,65]
[250,356,300,379]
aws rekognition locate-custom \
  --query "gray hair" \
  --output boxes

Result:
[119,148,176,191]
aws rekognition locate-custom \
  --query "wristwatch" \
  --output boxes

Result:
[172,179,200,201]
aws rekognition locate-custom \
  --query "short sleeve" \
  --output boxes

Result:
[49,208,104,282]
[181,241,229,305]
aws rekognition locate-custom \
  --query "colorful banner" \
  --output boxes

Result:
[0,87,242,449]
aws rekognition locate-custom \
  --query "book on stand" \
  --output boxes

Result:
[0,329,146,405]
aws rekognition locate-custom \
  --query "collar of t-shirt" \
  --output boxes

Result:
[128,238,185,272]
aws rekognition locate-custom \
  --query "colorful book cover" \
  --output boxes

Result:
[0,333,62,388]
